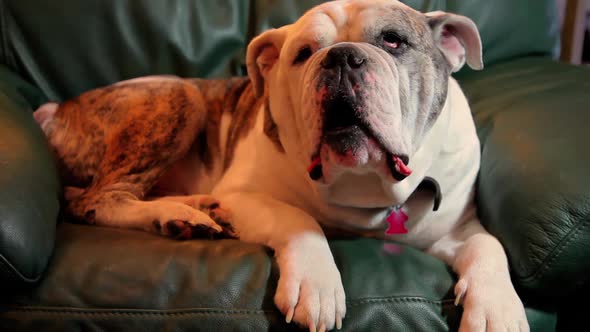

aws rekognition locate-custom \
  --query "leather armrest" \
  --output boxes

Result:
[0,65,60,286]
[459,57,590,298]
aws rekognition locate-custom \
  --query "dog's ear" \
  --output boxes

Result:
[246,27,288,97]
[426,11,483,73]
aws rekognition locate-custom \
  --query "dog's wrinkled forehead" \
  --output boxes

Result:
[288,0,428,48]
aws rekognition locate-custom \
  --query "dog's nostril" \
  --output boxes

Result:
[348,56,365,69]
[320,57,333,69]
[321,45,367,70]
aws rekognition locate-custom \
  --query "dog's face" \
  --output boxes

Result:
[247,0,482,208]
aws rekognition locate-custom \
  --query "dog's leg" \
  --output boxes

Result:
[66,163,228,240]
[428,210,529,332]
[62,83,229,239]
[217,191,346,332]
[150,195,238,238]
[68,181,224,239]
[66,146,225,239]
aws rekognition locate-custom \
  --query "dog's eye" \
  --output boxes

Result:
[382,31,407,53]
[293,46,313,65]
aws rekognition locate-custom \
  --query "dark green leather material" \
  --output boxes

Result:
[0,0,559,103]
[0,65,59,285]
[460,57,590,298]
[443,0,560,68]
[0,223,556,331]
[0,0,250,102]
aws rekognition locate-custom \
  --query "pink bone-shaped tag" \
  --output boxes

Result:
[385,207,409,235]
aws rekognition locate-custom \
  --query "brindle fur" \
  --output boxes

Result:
[45,77,279,239]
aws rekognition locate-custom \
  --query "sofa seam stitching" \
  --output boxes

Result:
[2,298,457,316]
[521,216,589,282]
[348,297,455,306]
[0,252,41,283]
[2,308,271,316]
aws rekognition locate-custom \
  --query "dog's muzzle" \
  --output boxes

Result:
[308,44,412,182]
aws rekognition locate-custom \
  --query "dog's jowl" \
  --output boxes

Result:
[36,1,528,331]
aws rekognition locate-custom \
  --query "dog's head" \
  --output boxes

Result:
[247,0,482,207]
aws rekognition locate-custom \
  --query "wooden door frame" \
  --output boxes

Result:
[559,0,589,64]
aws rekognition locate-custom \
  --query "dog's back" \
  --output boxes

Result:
[35,78,208,188]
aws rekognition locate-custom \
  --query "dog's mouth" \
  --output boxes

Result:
[308,95,412,182]
[322,95,368,150]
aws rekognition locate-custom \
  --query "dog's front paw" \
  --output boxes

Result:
[196,196,238,239]
[274,239,346,331]
[455,277,529,332]
[154,195,238,239]
[151,203,223,240]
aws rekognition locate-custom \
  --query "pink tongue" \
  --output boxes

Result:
[393,156,412,176]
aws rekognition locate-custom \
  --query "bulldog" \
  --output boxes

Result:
[34,0,528,331]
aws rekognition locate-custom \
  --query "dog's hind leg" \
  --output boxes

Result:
[66,135,231,239]
[69,187,223,239]
[63,79,226,239]
[65,136,228,239]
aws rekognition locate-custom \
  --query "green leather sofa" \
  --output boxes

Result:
[1,1,589,331]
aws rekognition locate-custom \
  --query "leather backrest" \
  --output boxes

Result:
[0,0,559,103]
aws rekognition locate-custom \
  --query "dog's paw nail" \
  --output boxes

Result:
[336,314,342,330]
[454,278,467,306]
[309,322,316,332]
[318,323,326,332]
[286,307,294,323]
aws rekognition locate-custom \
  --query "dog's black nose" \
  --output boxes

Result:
[321,45,366,70]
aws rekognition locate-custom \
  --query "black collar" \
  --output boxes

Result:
[416,176,442,211]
